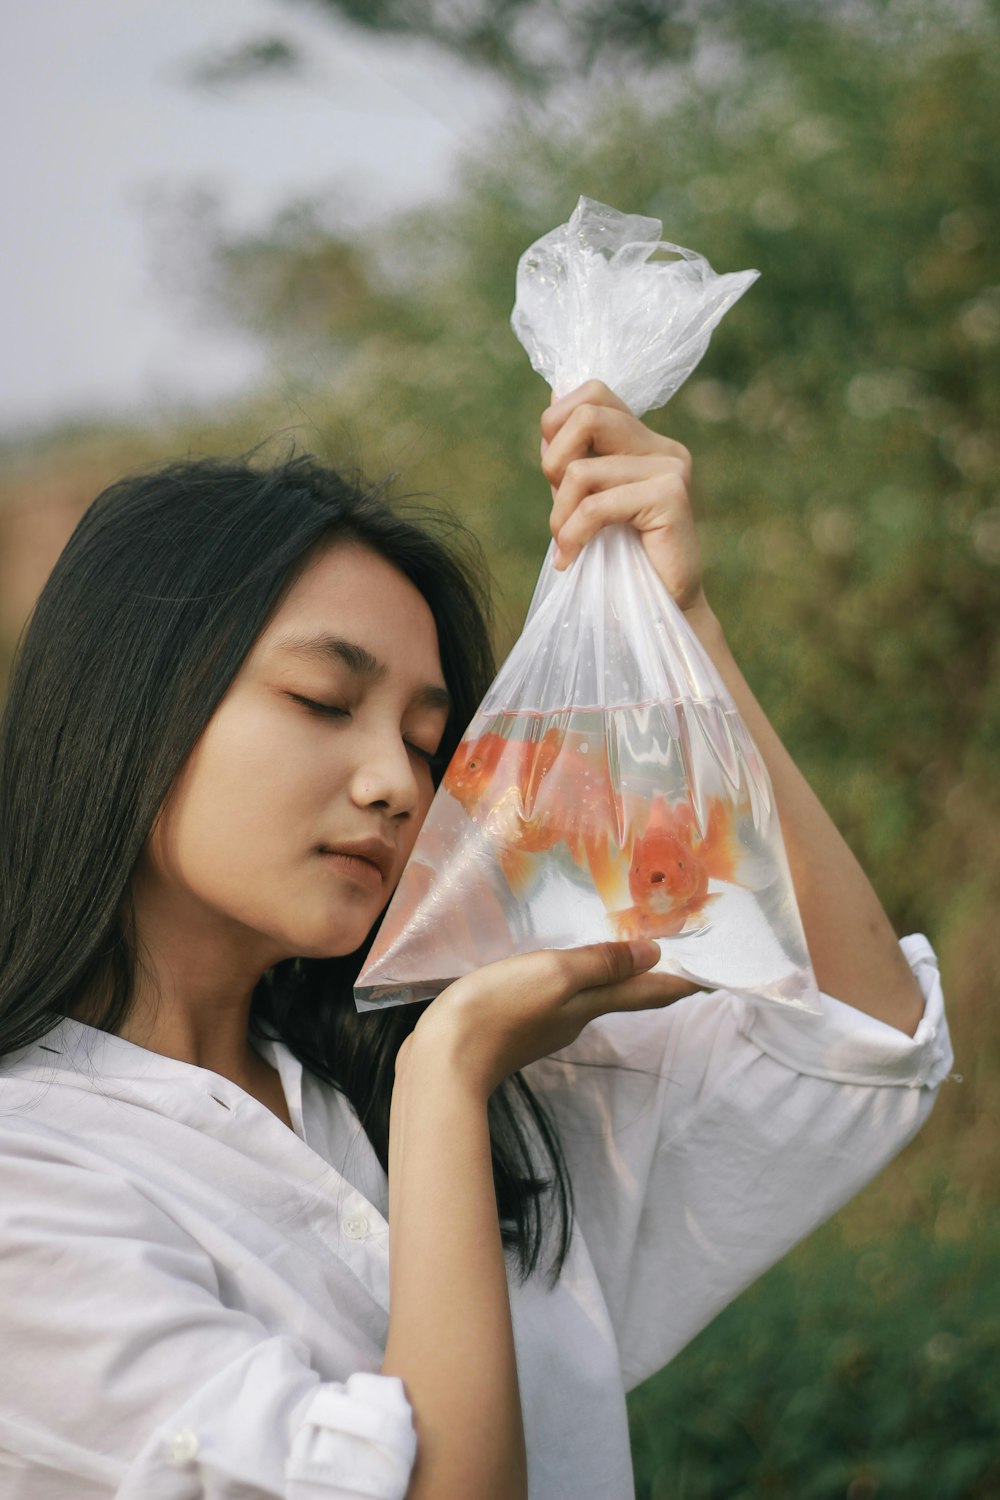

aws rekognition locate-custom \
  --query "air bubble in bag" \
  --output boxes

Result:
[355,197,821,1016]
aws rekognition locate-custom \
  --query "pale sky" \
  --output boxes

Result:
[1,0,501,436]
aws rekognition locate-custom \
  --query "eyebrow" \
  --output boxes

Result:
[274,631,452,714]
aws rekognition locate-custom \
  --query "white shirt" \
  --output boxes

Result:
[0,935,952,1500]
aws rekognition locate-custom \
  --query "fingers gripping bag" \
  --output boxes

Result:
[355,197,821,1015]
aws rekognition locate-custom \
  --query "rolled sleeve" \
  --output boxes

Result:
[734,934,953,1088]
[531,935,953,1391]
[0,1138,417,1500]
[116,1359,415,1500]
[286,1375,417,1500]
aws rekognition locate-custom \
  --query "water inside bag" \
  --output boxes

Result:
[355,698,820,1013]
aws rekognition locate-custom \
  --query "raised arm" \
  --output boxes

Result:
[540,380,924,1035]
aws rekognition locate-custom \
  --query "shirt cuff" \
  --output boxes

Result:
[118,1345,417,1500]
[734,933,953,1089]
[287,1373,417,1500]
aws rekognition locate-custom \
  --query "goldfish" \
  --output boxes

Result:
[444,726,560,814]
[611,795,740,940]
[444,722,624,898]
[444,726,564,844]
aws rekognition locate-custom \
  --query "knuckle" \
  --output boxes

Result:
[540,447,561,482]
[590,942,627,987]
[571,403,598,436]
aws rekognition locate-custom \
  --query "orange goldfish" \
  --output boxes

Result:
[444,727,563,842]
[444,726,565,890]
[443,727,560,814]
[611,795,740,940]
[444,723,624,897]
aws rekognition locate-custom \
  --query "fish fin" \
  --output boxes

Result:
[562,829,583,865]
[697,797,744,883]
[583,834,630,912]
[613,903,687,940]
[522,726,563,811]
[497,846,539,898]
[610,907,647,940]
[659,892,721,939]
[620,890,723,941]
[540,725,565,760]
[612,905,680,940]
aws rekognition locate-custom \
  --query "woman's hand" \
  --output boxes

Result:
[540,379,708,618]
[401,940,693,1098]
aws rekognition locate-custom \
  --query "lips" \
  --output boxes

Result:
[317,838,395,883]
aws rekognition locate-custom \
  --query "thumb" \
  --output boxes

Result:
[566,938,661,991]
[622,938,661,974]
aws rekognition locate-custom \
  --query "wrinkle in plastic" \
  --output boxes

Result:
[355,197,821,1015]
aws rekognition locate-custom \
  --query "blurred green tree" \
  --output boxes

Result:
[198,0,704,95]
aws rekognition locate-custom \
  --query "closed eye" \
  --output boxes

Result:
[290,694,445,773]
[289,693,350,720]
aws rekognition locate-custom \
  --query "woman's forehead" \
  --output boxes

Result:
[262,543,444,684]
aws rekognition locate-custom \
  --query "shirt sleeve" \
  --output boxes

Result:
[526,934,953,1392]
[0,1133,416,1500]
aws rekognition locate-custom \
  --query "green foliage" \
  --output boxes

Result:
[627,1214,1000,1499]
[289,0,701,94]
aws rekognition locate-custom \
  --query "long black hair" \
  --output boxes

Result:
[0,454,572,1279]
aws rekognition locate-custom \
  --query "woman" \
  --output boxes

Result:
[0,382,951,1500]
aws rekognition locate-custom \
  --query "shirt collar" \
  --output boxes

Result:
[4,1015,307,1136]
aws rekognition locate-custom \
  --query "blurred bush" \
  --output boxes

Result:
[628,1213,1000,1498]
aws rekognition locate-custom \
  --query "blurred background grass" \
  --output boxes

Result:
[2,1,997,1493]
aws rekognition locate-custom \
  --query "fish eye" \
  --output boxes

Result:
[468,757,481,771]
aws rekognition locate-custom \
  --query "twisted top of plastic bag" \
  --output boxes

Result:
[511,197,759,418]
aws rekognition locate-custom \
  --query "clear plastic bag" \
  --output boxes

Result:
[355,197,821,1015]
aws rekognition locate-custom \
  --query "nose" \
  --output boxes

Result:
[349,730,422,820]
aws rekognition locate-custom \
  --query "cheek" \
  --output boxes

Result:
[153,696,328,890]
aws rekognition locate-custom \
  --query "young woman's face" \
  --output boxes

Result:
[142,542,451,968]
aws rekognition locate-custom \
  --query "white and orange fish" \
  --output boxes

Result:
[611,794,740,939]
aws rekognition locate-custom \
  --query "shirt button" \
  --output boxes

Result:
[165,1429,199,1465]
[343,1211,369,1240]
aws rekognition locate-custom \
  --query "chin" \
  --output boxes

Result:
[261,888,387,965]
[288,920,378,963]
